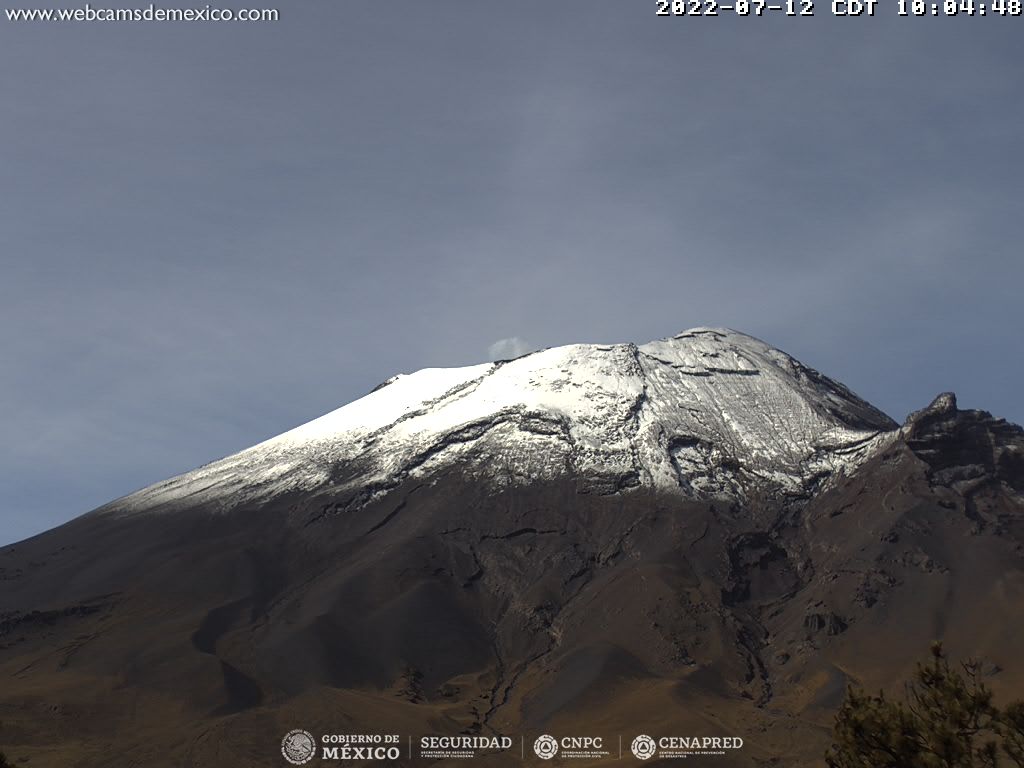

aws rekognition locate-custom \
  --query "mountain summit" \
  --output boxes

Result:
[2,328,1021,768]
[107,328,895,517]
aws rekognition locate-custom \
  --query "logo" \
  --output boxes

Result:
[419,735,513,760]
[631,734,657,760]
[534,734,559,760]
[281,729,316,765]
[630,735,744,760]
[319,734,401,761]
[533,735,609,760]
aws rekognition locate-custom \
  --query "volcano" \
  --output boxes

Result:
[2,328,1023,767]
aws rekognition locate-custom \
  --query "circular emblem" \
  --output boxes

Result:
[281,729,316,765]
[534,734,559,760]
[631,734,657,760]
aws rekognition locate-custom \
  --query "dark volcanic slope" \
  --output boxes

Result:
[2,388,1023,766]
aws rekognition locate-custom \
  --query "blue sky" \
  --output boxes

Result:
[2,2,1022,545]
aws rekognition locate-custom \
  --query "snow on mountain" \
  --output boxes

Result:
[102,328,898,517]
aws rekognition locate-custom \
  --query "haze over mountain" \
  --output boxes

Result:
[1,328,1022,767]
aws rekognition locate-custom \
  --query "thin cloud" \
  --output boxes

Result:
[487,337,535,361]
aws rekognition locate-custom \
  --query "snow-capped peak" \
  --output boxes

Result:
[105,328,897,515]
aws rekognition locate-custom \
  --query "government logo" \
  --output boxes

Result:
[281,729,316,765]
[534,734,559,760]
[419,735,513,760]
[631,734,657,760]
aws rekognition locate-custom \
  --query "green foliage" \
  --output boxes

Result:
[827,643,1024,768]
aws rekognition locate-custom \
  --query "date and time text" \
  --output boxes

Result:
[656,0,1021,16]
